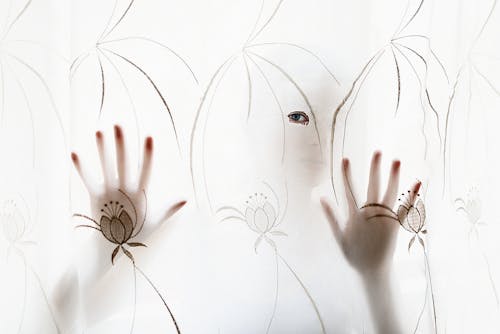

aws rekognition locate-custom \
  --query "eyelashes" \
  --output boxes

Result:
[287,111,309,126]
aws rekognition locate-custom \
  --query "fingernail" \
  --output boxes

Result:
[114,125,122,139]
[145,137,153,150]
[342,158,349,169]
[71,152,78,163]
[96,131,103,140]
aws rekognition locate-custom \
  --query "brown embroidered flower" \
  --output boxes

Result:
[397,189,427,251]
[74,189,146,264]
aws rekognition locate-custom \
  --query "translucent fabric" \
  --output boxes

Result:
[0,0,499,333]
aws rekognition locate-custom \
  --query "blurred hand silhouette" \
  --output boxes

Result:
[321,151,420,275]
[52,125,186,333]
[71,125,186,281]
[321,151,420,334]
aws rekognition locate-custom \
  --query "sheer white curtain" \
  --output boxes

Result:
[0,0,499,333]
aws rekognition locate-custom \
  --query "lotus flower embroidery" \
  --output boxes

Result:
[397,189,427,251]
[244,193,287,252]
[74,189,146,264]
[455,187,486,239]
[0,199,35,252]
[217,184,287,253]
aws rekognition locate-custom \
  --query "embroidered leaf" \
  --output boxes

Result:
[408,235,416,252]
[122,246,135,264]
[19,240,37,247]
[127,242,147,247]
[254,235,263,254]
[270,231,287,237]
[111,245,120,265]
[265,236,276,250]
[418,235,425,249]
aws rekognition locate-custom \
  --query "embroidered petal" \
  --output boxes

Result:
[407,207,422,233]
[245,207,258,232]
[2,215,21,242]
[119,210,134,241]
[415,199,426,229]
[110,217,126,243]
[100,216,115,243]
[397,205,412,232]
[263,201,277,228]
[254,207,270,233]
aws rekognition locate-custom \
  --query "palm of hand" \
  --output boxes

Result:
[87,188,147,263]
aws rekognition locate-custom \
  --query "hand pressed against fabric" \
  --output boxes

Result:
[47,126,188,333]
[320,151,421,274]
[320,152,421,334]
[71,125,186,273]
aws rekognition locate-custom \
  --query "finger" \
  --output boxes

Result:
[342,158,358,215]
[162,200,187,222]
[114,125,127,189]
[141,200,187,242]
[366,151,381,203]
[320,197,343,247]
[382,160,401,207]
[138,137,153,192]
[96,131,113,188]
[408,181,422,205]
[71,152,97,194]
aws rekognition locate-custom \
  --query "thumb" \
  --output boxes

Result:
[320,197,343,249]
[162,200,187,222]
[141,199,187,241]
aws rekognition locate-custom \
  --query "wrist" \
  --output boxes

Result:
[358,263,393,284]
[359,268,402,334]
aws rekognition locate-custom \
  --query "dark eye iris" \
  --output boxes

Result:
[287,111,309,125]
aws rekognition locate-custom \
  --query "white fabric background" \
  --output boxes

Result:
[0,0,499,333]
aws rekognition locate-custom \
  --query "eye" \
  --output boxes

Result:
[287,111,309,125]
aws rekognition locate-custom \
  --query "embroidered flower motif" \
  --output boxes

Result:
[74,189,147,264]
[397,189,427,251]
[244,192,287,252]
[455,187,485,239]
[1,200,25,243]
[217,184,287,253]
[0,198,35,251]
